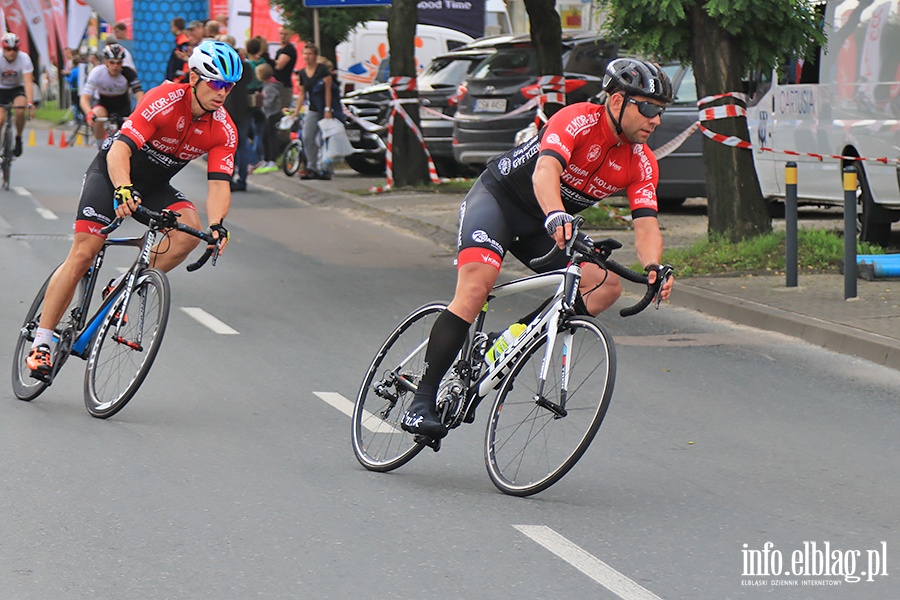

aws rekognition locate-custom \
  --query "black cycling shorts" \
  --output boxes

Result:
[457,174,569,273]
[94,95,131,120]
[74,154,195,237]
[0,87,26,105]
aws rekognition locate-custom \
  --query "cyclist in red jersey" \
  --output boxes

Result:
[401,57,677,440]
[26,41,243,377]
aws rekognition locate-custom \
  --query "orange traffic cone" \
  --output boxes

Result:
[59,132,67,148]
[47,129,54,145]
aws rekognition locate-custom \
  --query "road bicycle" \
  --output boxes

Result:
[352,217,673,496]
[11,206,221,418]
[0,104,28,191]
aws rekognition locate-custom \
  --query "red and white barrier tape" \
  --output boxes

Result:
[373,77,442,192]
[538,75,566,106]
[657,91,898,165]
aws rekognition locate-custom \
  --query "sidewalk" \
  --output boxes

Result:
[248,167,900,371]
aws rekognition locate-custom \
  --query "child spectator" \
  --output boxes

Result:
[254,63,284,173]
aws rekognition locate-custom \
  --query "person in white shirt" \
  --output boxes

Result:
[0,33,35,157]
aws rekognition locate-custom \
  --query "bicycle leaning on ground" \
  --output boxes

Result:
[0,103,28,190]
[11,206,222,418]
[352,216,674,496]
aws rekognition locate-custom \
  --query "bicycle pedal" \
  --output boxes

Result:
[29,370,51,384]
[414,434,442,452]
[114,336,142,351]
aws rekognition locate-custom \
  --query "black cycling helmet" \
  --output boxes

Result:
[602,58,673,135]
[602,58,674,104]
[102,43,126,61]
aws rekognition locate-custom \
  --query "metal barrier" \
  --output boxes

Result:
[783,162,859,299]
[843,166,857,300]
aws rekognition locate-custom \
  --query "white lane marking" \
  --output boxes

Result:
[513,525,663,600]
[14,186,58,220]
[180,307,239,335]
[314,391,400,434]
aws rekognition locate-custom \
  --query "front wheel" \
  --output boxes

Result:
[84,269,170,418]
[485,316,616,496]
[352,302,448,471]
[1,123,12,191]
[282,140,306,176]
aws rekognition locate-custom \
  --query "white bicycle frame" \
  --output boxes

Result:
[474,261,583,400]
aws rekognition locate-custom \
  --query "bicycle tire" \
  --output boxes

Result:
[1,121,12,191]
[282,140,306,177]
[484,315,616,496]
[12,267,88,401]
[84,269,170,418]
[351,302,448,471]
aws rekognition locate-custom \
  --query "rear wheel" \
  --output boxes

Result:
[351,303,449,471]
[855,163,891,247]
[485,316,616,496]
[84,269,170,418]
[12,268,88,401]
[282,140,306,176]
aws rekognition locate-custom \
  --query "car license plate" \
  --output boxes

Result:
[474,98,507,113]
[346,128,361,142]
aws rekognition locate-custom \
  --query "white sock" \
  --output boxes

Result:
[32,328,55,350]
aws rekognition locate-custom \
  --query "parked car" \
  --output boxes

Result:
[510,59,705,210]
[341,36,513,176]
[645,62,705,208]
[451,31,618,167]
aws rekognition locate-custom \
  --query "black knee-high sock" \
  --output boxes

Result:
[417,309,471,396]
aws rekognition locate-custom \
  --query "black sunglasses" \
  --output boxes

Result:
[626,96,666,118]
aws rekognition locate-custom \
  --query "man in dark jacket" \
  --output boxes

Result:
[221,36,253,191]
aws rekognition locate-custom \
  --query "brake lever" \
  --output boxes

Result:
[653,266,675,309]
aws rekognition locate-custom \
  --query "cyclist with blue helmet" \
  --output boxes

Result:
[26,40,244,377]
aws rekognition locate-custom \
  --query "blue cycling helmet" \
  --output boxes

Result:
[188,40,242,83]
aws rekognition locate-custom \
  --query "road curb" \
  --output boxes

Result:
[674,280,900,370]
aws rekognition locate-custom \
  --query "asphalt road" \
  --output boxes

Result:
[1,140,898,599]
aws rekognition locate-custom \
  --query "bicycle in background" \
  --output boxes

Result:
[12,206,222,418]
[352,216,673,496]
[0,104,28,190]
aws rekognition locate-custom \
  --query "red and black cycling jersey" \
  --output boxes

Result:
[484,102,660,220]
[113,82,236,189]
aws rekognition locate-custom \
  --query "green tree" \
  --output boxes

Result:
[596,0,826,242]
[387,0,430,186]
[273,1,382,63]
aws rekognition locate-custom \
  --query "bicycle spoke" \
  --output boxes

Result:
[352,303,448,471]
[485,316,616,496]
[84,270,170,418]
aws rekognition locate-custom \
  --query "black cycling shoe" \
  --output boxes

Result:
[401,393,448,440]
[13,136,22,157]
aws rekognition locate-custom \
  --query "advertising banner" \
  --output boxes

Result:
[417,0,485,39]
[0,0,29,54]
[68,0,93,51]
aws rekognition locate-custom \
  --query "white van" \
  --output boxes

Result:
[336,22,474,91]
[745,0,900,245]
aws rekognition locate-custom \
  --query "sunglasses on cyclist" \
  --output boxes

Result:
[107,59,123,65]
[626,96,666,118]
[203,78,236,92]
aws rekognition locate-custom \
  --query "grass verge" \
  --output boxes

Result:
[664,228,885,277]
